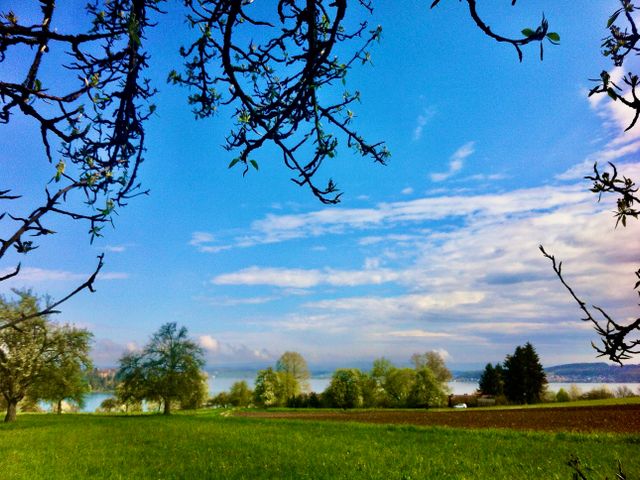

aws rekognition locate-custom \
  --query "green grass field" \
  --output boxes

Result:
[1,409,638,479]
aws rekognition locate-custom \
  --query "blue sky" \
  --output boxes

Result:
[1,1,639,369]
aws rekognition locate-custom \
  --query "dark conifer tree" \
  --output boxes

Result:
[503,342,547,404]
[478,363,504,396]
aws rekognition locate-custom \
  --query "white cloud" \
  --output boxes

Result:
[364,257,381,269]
[433,348,451,361]
[190,231,214,245]
[556,142,640,180]
[212,266,403,289]
[412,107,436,141]
[0,267,128,284]
[387,329,454,338]
[430,142,475,182]
[213,267,322,288]
[0,267,86,282]
[197,295,278,306]
[401,187,414,195]
[245,183,592,246]
[99,272,129,280]
[305,291,486,316]
[189,231,231,253]
[199,335,220,351]
[195,334,277,364]
[463,173,508,182]
[105,245,127,253]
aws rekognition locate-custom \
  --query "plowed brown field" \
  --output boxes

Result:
[237,404,640,433]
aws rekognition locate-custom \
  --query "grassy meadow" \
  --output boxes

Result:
[1,408,638,479]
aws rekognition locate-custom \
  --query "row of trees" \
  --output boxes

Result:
[322,352,452,409]
[478,342,547,404]
[1,295,209,420]
[0,291,92,422]
[211,351,452,409]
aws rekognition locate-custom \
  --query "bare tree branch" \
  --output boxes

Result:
[1,0,161,327]
[170,0,389,204]
[0,255,104,331]
[431,0,558,61]
[540,246,640,365]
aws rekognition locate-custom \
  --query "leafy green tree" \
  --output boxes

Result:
[410,352,452,384]
[567,384,583,401]
[33,351,93,414]
[208,391,230,408]
[408,367,448,408]
[503,343,547,404]
[555,388,570,403]
[253,368,283,407]
[358,371,380,408]
[371,357,394,387]
[478,363,504,396]
[98,397,121,413]
[116,352,149,412]
[324,369,363,409]
[582,386,614,400]
[116,323,205,415]
[275,351,311,399]
[0,291,92,422]
[368,357,395,406]
[228,380,253,407]
[179,371,209,410]
[383,368,415,408]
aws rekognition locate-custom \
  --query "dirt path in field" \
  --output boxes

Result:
[236,404,640,433]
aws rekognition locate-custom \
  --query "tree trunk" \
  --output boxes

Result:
[4,400,17,423]
[57,400,62,414]
[163,397,171,415]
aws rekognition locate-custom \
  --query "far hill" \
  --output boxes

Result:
[544,363,640,383]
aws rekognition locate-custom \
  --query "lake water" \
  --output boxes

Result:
[75,379,640,413]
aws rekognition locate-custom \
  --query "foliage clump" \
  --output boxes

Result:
[116,322,206,415]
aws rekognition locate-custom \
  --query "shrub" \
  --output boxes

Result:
[555,388,570,403]
[615,386,636,398]
[98,397,120,413]
[541,390,557,403]
[581,386,614,400]
[568,384,582,401]
[207,392,230,408]
[324,369,363,408]
[228,381,253,407]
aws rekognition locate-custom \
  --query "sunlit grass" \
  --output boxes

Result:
[1,410,638,479]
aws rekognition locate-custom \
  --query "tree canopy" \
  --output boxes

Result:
[116,322,206,415]
[0,291,92,422]
[478,363,504,397]
[275,351,311,398]
[502,342,547,405]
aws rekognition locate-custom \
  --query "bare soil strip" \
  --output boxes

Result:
[237,404,640,433]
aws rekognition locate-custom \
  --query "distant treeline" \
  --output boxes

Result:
[545,363,640,383]
[208,351,453,409]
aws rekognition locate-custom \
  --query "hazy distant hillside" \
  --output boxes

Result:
[544,363,640,383]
